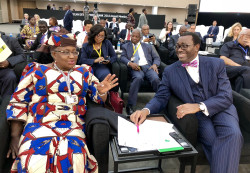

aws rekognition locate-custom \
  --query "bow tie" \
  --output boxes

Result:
[181,60,198,68]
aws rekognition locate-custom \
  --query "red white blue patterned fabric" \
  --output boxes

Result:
[7,62,102,173]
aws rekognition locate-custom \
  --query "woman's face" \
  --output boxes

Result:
[52,46,78,71]
[94,31,105,44]
[168,22,173,29]
[34,15,39,21]
[49,18,54,26]
[29,18,36,25]
[233,26,241,37]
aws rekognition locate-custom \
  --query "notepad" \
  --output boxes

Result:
[0,37,12,62]
[118,117,184,152]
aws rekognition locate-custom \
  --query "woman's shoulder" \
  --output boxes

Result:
[74,64,93,73]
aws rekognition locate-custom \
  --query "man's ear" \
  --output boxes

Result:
[195,44,200,52]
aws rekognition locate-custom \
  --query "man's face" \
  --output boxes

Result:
[189,26,196,33]
[112,18,116,22]
[126,24,133,30]
[213,21,217,26]
[238,33,250,47]
[99,20,105,28]
[144,10,147,15]
[38,24,47,34]
[131,32,141,44]
[179,27,187,36]
[85,24,93,33]
[64,5,69,11]
[176,35,199,63]
[24,14,29,19]
[141,26,149,36]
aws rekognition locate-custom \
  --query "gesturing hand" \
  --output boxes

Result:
[97,74,118,94]
[149,64,158,74]
[176,103,200,119]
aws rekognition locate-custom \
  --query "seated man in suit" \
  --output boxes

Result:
[0,34,25,98]
[220,29,250,92]
[141,24,160,51]
[131,32,243,173]
[168,26,187,64]
[189,24,205,50]
[118,23,133,44]
[203,20,219,42]
[100,19,113,43]
[109,17,120,37]
[120,29,161,115]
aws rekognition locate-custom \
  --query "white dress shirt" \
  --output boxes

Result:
[76,31,87,48]
[133,42,148,66]
[184,55,209,116]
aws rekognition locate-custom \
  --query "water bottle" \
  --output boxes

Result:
[117,41,120,51]
[9,33,13,37]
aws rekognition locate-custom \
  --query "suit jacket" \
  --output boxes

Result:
[1,35,24,67]
[77,39,117,65]
[118,29,132,40]
[138,13,148,28]
[120,42,161,67]
[109,22,120,31]
[207,26,219,36]
[30,31,51,50]
[105,28,113,42]
[63,10,73,32]
[146,56,237,118]
[168,34,179,57]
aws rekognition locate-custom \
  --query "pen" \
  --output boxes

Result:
[137,124,139,133]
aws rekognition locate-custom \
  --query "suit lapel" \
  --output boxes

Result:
[128,42,134,59]
[199,56,209,99]
[176,61,195,102]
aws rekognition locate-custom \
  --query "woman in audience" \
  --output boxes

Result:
[20,17,40,46]
[6,30,118,172]
[34,14,40,25]
[159,21,173,43]
[224,22,242,44]
[49,16,61,32]
[127,8,135,27]
[77,24,117,82]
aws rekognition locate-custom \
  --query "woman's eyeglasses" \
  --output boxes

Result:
[54,51,79,56]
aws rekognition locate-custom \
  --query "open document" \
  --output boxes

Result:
[0,37,12,62]
[118,117,184,152]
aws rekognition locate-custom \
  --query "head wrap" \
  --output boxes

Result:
[37,28,76,53]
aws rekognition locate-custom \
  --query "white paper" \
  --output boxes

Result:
[118,117,181,151]
[0,37,12,62]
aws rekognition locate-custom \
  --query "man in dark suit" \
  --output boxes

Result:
[168,26,187,64]
[100,19,113,43]
[118,23,133,44]
[109,17,120,37]
[0,34,25,98]
[130,32,243,173]
[189,24,205,50]
[63,4,73,32]
[203,20,219,42]
[120,29,161,115]
[220,29,250,92]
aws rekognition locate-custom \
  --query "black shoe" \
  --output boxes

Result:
[126,105,134,115]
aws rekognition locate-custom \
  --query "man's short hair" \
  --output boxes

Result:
[84,20,93,26]
[181,32,201,46]
[65,4,71,8]
[190,24,196,27]
[38,20,47,26]
[185,19,188,22]
[142,8,146,13]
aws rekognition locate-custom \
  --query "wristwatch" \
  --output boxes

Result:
[199,103,205,111]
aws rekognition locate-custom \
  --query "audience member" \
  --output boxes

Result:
[63,4,73,32]
[224,22,242,44]
[117,18,121,24]
[21,13,29,26]
[77,24,117,82]
[127,8,135,27]
[105,18,109,28]
[137,8,148,29]
[184,19,190,29]
[0,34,25,98]
[189,24,204,50]
[141,24,160,54]
[120,29,161,115]
[84,2,90,20]
[46,4,51,10]
[203,20,219,42]
[109,17,120,37]
[20,17,40,47]
[118,23,133,44]
[93,15,99,25]
[168,26,187,64]
[220,29,250,92]
[159,21,173,43]
[6,31,118,172]
[34,14,40,25]
[77,20,93,48]
[49,17,61,32]
[51,4,56,10]
[99,19,113,43]
[130,32,243,173]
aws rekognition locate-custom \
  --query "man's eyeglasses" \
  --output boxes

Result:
[54,51,79,56]
[175,44,194,50]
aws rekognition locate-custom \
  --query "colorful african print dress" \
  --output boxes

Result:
[6,62,103,173]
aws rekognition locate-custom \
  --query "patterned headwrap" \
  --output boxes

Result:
[37,28,77,53]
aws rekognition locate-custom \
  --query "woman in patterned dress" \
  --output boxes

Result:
[6,31,118,173]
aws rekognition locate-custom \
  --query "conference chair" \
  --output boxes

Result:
[165,90,250,172]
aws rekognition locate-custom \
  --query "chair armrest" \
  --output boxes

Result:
[165,95,198,146]
[232,90,250,133]
[111,61,120,79]
[117,59,128,93]
[13,61,28,82]
[159,62,167,76]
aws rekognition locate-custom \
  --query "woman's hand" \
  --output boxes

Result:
[7,135,20,159]
[166,31,170,35]
[97,74,118,94]
[101,60,110,64]
[94,57,105,63]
